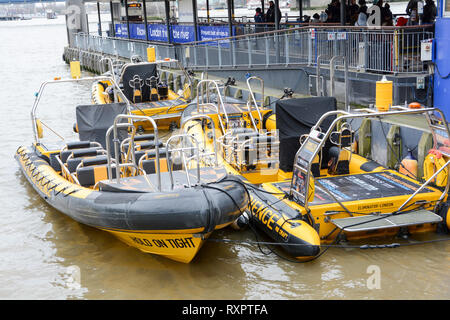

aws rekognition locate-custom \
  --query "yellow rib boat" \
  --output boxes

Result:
[179,79,450,261]
[16,76,248,263]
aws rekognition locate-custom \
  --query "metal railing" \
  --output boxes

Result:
[74,32,177,61]
[178,25,434,74]
[72,24,433,75]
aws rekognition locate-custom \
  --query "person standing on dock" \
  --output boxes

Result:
[254,7,265,32]
[266,1,281,30]
[422,0,437,24]
[406,0,419,25]
[348,0,360,25]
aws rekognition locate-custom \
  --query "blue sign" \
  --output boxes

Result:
[131,23,147,40]
[114,23,235,44]
[171,25,196,43]
[199,25,234,47]
[148,24,169,42]
[115,23,128,38]
[199,26,232,41]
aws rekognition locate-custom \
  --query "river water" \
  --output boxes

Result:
[0,15,449,301]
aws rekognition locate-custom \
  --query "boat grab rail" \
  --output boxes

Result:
[196,79,228,133]
[181,114,219,167]
[106,114,161,191]
[398,158,450,212]
[246,76,264,130]
[165,134,201,189]
[31,76,131,145]
[195,102,226,134]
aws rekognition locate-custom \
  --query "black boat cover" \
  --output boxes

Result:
[76,103,128,150]
[275,97,337,172]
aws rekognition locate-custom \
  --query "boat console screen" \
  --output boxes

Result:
[297,139,319,168]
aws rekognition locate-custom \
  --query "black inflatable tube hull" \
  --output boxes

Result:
[247,187,321,259]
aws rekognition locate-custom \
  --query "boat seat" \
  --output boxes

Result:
[79,155,108,167]
[134,146,167,165]
[133,140,164,151]
[140,158,169,174]
[65,141,101,150]
[134,134,155,141]
[227,127,257,135]
[60,146,102,164]
[327,146,350,175]
[138,149,183,174]
[65,148,107,173]
[77,164,116,188]
[49,141,99,170]
[122,138,165,164]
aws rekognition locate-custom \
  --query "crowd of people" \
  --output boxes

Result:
[254,0,437,27]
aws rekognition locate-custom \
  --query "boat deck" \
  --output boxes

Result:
[272,170,438,206]
[269,169,443,232]
[98,167,227,193]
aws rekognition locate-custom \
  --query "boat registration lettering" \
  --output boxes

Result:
[130,236,196,249]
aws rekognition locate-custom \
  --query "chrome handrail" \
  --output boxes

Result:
[105,114,161,191]
[30,76,131,145]
[246,76,264,130]
[196,79,228,134]
[181,114,218,166]
[165,134,201,190]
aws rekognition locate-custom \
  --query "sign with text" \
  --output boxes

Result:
[148,24,169,42]
[171,25,196,43]
[114,24,235,44]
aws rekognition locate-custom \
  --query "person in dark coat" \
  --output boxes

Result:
[422,0,437,24]
[406,0,419,25]
[326,0,341,23]
[266,0,282,25]
[348,0,360,24]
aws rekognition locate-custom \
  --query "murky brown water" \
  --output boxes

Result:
[1,16,449,300]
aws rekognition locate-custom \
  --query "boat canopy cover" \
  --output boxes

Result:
[276,97,337,172]
[122,64,157,102]
[76,103,128,149]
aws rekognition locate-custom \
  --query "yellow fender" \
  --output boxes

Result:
[423,150,448,187]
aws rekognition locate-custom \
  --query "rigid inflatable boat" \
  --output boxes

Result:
[16,76,248,263]
[180,79,450,261]
[92,58,192,130]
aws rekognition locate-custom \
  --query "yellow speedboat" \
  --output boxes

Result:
[16,76,248,263]
[180,79,450,261]
[92,58,192,131]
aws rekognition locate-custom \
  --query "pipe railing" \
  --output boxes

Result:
[73,23,433,75]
